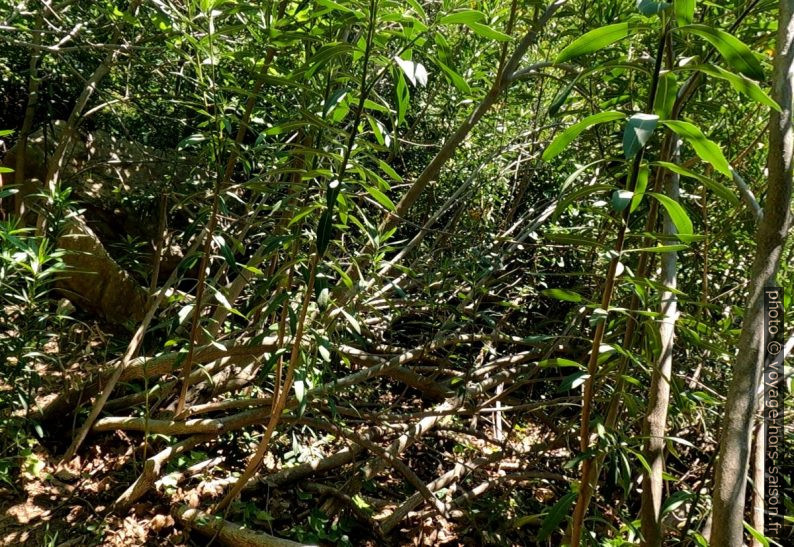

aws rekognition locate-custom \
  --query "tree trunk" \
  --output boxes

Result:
[640,142,680,546]
[710,1,794,544]
[751,416,765,547]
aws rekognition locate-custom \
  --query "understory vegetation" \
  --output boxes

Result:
[0,0,793,545]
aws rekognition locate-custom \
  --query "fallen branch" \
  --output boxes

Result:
[379,452,504,534]
[40,339,278,420]
[175,507,310,547]
[155,456,224,492]
[115,434,213,510]
[92,416,224,435]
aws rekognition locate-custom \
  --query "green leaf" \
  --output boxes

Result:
[352,494,371,511]
[538,358,584,368]
[653,71,678,119]
[439,10,485,25]
[627,244,689,252]
[554,183,616,217]
[548,78,577,117]
[674,0,695,26]
[316,209,334,256]
[661,120,731,177]
[178,133,207,150]
[323,88,348,117]
[678,24,764,81]
[743,522,769,547]
[434,58,471,94]
[537,492,577,541]
[636,0,671,16]
[556,23,638,64]
[369,116,387,146]
[363,185,395,211]
[289,203,322,226]
[693,64,781,112]
[649,192,693,236]
[339,308,361,334]
[294,379,306,404]
[376,158,402,181]
[541,288,582,302]
[394,55,428,87]
[623,113,659,159]
[558,371,589,392]
[559,159,611,193]
[304,43,354,80]
[405,0,427,20]
[542,111,626,161]
[654,161,739,205]
[629,448,654,474]
[363,98,390,114]
[316,0,356,14]
[467,22,511,42]
[631,163,650,212]
[395,70,410,125]
[611,190,633,212]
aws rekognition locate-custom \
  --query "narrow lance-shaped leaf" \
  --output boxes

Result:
[433,58,471,94]
[548,78,578,117]
[559,159,611,193]
[556,22,639,64]
[467,22,511,42]
[654,160,740,205]
[440,10,511,42]
[439,9,485,25]
[743,523,770,547]
[316,209,334,257]
[304,43,355,80]
[678,24,764,81]
[692,64,781,112]
[405,0,427,20]
[631,162,650,212]
[554,183,616,218]
[542,111,626,161]
[653,71,678,119]
[623,113,659,159]
[649,191,694,237]
[316,0,357,14]
[537,492,578,541]
[661,120,732,177]
[395,69,410,125]
[541,288,583,302]
[674,0,695,26]
[628,244,690,253]
[323,88,348,117]
[363,185,395,211]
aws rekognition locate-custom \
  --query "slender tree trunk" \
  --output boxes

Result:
[568,25,669,547]
[44,0,142,197]
[10,11,43,220]
[640,141,680,546]
[751,415,765,546]
[710,1,794,544]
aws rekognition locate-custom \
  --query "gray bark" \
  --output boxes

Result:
[640,142,680,546]
[710,1,794,544]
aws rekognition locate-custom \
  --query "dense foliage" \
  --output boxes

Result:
[0,0,792,545]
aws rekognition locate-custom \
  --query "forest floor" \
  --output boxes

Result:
[0,321,564,546]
